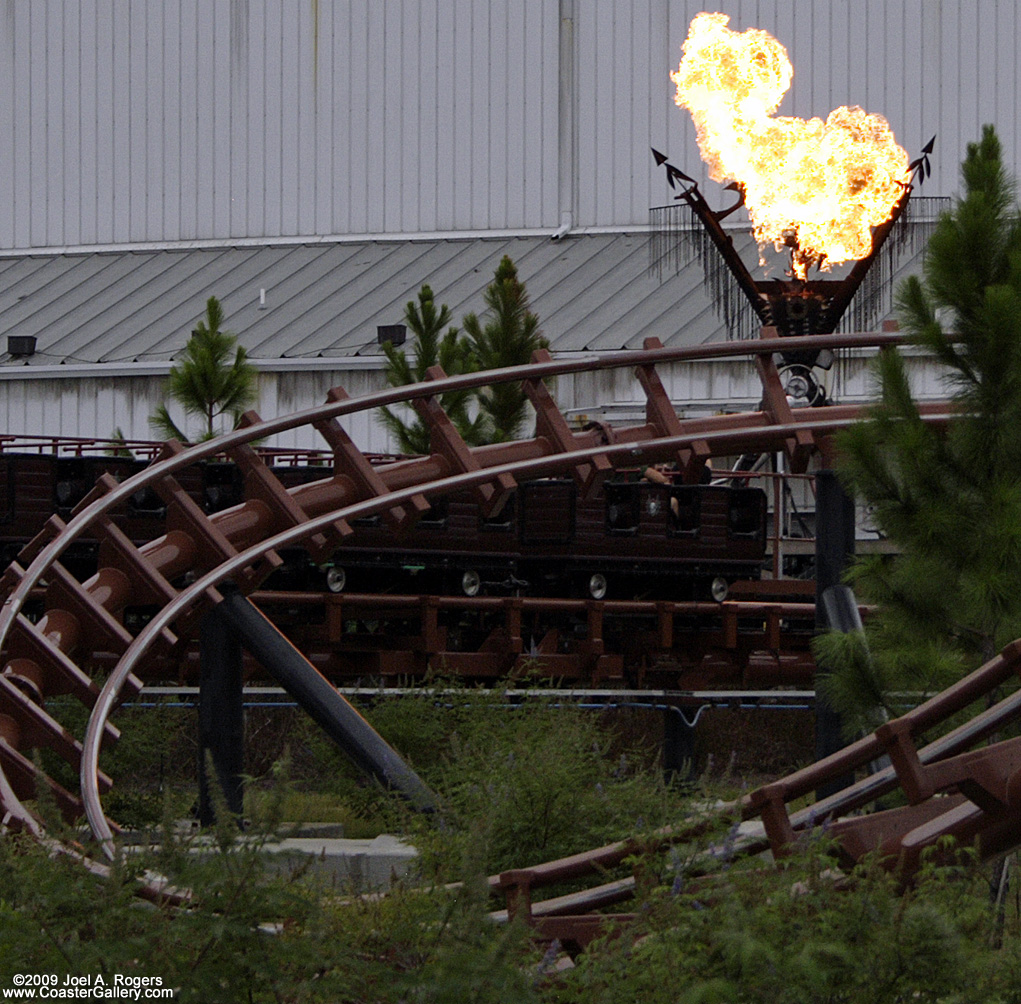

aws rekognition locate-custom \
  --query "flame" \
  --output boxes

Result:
[671,12,910,279]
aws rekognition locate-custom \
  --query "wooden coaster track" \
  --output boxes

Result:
[489,638,1021,951]
[249,588,822,687]
[0,330,979,899]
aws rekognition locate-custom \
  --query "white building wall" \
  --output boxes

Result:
[0,350,950,453]
[0,1,1017,250]
[0,366,391,453]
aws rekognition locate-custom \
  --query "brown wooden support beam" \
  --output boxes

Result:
[504,597,523,653]
[0,675,81,760]
[4,615,101,706]
[875,729,1021,816]
[638,338,711,483]
[314,389,429,534]
[896,800,988,877]
[956,739,1021,814]
[33,608,81,664]
[45,563,135,657]
[766,606,781,651]
[827,796,967,864]
[413,365,515,517]
[656,602,674,649]
[0,561,25,603]
[0,711,19,748]
[326,595,344,643]
[2,659,45,704]
[580,602,605,659]
[0,675,114,788]
[0,740,84,823]
[875,719,933,804]
[15,515,68,567]
[90,515,184,650]
[588,602,605,655]
[418,596,442,651]
[231,411,344,561]
[722,607,738,649]
[525,349,611,499]
[35,580,142,697]
[499,869,535,923]
[816,434,839,469]
[95,518,179,608]
[747,782,796,856]
[86,474,179,612]
[157,472,282,588]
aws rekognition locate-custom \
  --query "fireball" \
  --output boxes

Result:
[671,12,910,279]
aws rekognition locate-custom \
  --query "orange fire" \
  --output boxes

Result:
[671,12,910,279]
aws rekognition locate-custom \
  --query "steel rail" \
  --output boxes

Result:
[253,589,819,618]
[78,413,952,855]
[137,686,816,701]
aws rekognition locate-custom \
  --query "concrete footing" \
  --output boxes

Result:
[261,832,418,889]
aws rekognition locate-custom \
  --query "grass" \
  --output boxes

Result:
[243,789,385,837]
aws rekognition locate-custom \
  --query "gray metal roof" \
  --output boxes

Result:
[0,231,923,367]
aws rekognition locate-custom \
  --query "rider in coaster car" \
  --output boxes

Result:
[642,465,681,519]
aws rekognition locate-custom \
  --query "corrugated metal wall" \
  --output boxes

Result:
[0,1,1016,249]
[0,367,391,452]
[0,0,562,248]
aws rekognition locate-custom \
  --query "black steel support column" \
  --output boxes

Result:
[814,468,856,798]
[663,706,697,785]
[198,604,245,826]
[215,590,436,812]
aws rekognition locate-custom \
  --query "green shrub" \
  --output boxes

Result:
[355,686,692,879]
[554,835,1011,1004]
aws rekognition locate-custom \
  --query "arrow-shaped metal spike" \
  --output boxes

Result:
[651,148,696,191]
[908,135,936,187]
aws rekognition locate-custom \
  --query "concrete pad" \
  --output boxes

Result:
[261,833,418,889]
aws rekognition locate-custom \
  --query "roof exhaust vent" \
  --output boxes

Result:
[7,335,36,357]
[377,324,407,346]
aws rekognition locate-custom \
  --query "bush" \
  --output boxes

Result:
[353,686,693,879]
[554,835,1011,1004]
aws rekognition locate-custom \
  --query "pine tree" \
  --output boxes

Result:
[817,126,1021,727]
[461,256,549,442]
[150,296,259,442]
[376,285,483,454]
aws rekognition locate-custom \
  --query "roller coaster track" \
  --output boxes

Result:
[4,330,995,910]
[488,636,1021,950]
